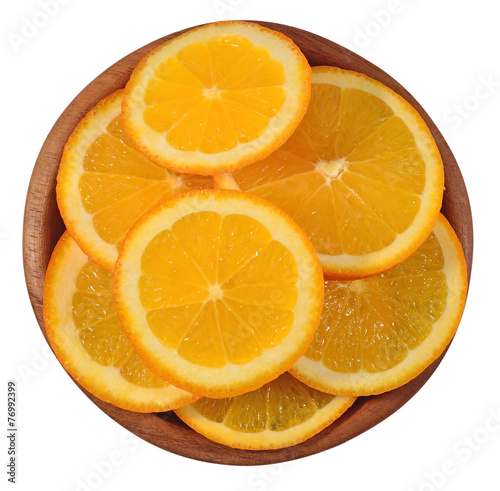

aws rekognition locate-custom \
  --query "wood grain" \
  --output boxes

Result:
[23,21,473,466]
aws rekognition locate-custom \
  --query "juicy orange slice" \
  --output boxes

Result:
[290,214,468,396]
[122,21,311,175]
[175,372,355,450]
[216,66,444,279]
[57,90,212,272]
[43,232,197,412]
[113,189,324,398]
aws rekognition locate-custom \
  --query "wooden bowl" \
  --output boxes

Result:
[23,21,473,465]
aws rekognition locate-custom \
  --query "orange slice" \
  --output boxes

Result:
[290,214,468,396]
[122,21,311,175]
[43,232,197,412]
[57,90,212,272]
[175,372,355,450]
[113,189,324,398]
[216,66,444,279]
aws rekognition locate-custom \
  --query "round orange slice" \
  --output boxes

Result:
[122,21,311,175]
[113,189,324,398]
[216,66,445,279]
[43,232,197,412]
[290,214,468,396]
[175,372,355,450]
[57,90,212,272]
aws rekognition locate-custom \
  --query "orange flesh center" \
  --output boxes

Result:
[305,231,448,372]
[191,372,334,431]
[142,35,286,153]
[72,260,168,388]
[79,116,211,248]
[139,212,299,368]
[231,84,427,256]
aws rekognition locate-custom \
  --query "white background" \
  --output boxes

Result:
[3,1,500,490]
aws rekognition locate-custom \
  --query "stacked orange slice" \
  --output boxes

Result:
[43,232,198,412]
[113,190,324,398]
[290,214,468,396]
[57,90,213,272]
[122,20,311,175]
[216,66,445,279]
